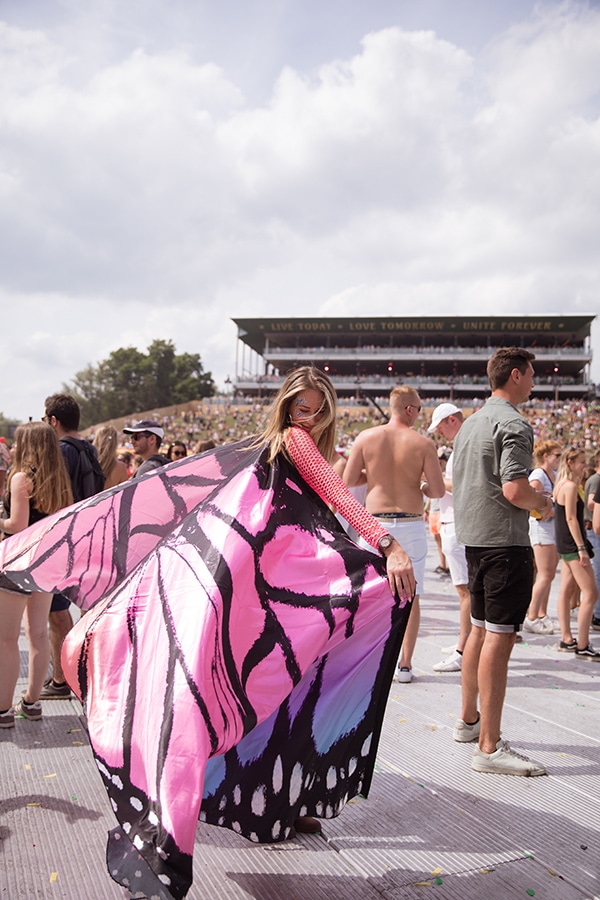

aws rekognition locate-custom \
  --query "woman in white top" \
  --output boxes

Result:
[523,440,562,634]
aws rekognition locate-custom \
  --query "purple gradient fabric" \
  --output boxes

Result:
[0,440,410,899]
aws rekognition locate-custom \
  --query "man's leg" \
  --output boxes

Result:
[588,530,600,622]
[476,631,516,753]
[460,623,484,724]
[48,603,73,684]
[456,584,472,652]
[398,595,420,669]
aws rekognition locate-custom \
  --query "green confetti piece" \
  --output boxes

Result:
[526,890,535,896]
[435,876,443,885]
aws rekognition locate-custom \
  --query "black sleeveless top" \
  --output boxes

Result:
[2,492,47,538]
[554,492,584,555]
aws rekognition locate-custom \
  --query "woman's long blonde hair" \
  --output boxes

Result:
[9,422,73,514]
[259,367,338,463]
[93,425,119,479]
[553,446,585,499]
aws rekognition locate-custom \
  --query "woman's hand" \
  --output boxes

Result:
[382,539,416,602]
[578,548,591,567]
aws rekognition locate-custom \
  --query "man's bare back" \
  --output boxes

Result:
[343,402,445,514]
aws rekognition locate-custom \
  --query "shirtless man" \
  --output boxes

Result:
[343,386,445,682]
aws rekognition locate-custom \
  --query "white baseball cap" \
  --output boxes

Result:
[427,403,461,434]
[123,419,165,439]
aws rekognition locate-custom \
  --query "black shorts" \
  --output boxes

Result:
[465,546,534,633]
[50,593,71,612]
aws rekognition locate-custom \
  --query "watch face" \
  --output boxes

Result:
[379,535,393,550]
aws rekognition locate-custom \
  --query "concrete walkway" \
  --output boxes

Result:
[2,536,599,899]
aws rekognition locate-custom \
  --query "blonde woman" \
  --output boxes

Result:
[554,447,599,659]
[258,367,415,602]
[0,367,417,894]
[523,440,562,634]
[93,425,129,488]
[0,423,73,727]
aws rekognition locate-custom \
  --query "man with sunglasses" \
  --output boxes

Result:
[343,385,445,683]
[123,420,169,478]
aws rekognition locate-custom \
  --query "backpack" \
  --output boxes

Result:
[61,436,106,501]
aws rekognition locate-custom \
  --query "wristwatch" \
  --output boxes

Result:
[378,534,394,553]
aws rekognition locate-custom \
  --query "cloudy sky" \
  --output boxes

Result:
[1,0,599,421]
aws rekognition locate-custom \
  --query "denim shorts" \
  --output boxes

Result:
[466,545,534,633]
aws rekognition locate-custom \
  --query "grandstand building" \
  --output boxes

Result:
[232,315,596,402]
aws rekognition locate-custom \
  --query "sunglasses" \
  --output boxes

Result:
[130,432,153,441]
[405,404,422,413]
[172,450,186,458]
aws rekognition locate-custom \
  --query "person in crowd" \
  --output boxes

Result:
[166,441,188,461]
[0,423,73,727]
[195,439,217,453]
[554,447,599,659]
[522,440,562,634]
[93,425,130,488]
[0,367,415,898]
[452,348,551,776]
[427,446,450,576]
[583,451,600,632]
[123,420,169,477]
[116,449,134,477]
[42,393,105,699]
[343,385,445,683]
[427,403,471,673]
[0,436,10,499]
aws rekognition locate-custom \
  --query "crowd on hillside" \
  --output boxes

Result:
[103,397,600,459]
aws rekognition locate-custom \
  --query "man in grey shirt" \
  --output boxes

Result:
[452,348,552,776]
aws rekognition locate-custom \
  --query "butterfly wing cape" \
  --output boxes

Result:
[0,440,410,899]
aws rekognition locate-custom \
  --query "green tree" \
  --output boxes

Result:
[0,411,20,440]
[64,340,216,427]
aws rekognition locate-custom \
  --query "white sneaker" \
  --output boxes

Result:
[471,739,546,776]
[395,666,412,683]
[523,617,550,634]
[538,615,555,634]
[433,649,462,672]
[453,716,481,742]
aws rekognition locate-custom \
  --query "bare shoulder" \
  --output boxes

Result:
[10,471,33,496]
[408,430,437,453]
[353,424,386,446]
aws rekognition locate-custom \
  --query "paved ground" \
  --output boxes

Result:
[1,535,599,899]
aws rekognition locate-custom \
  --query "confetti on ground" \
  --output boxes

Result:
[431,868,443,875]
[27,803,41,807]
[50,872,58,883]
[71,795,77,801]
[415,881,432,887]
[67,728,81,733]
[526,890,535,896]
[480,868,495,874]
[44,773,57,779]
[25,764,31,770]
[72,741,84,745]
[435,877,443,885]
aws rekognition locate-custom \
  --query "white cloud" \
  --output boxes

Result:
[0,2,598,421]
